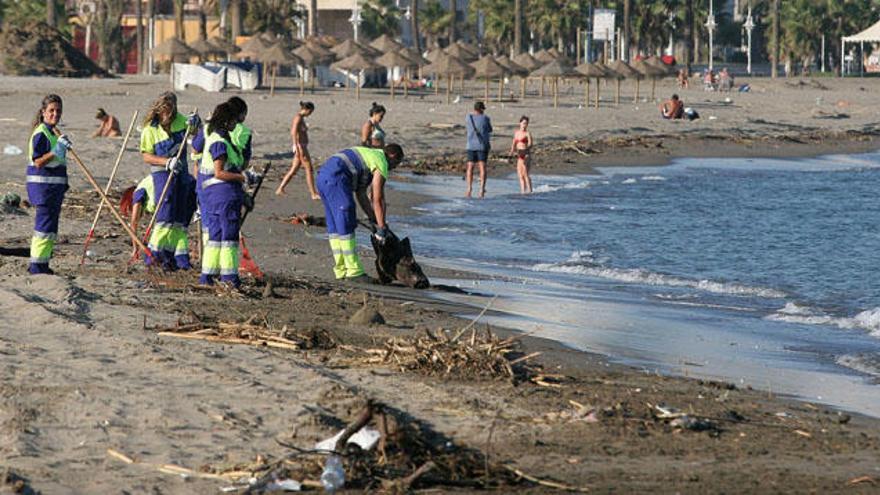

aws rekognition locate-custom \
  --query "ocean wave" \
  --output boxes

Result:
[531,252,786,298]
[532,180,592,194]
[622,178,638,184]
[766,303,880,336]
[641,175,667,181]
[836,353,880,378]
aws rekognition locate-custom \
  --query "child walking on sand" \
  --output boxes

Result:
[276,101,318,200]
[510,116,533,194]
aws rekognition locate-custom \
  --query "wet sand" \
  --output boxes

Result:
[1,75,880,493]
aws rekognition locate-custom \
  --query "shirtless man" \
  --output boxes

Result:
[92,108,121,137]
[276,101,319,200]
[660,94,684,120]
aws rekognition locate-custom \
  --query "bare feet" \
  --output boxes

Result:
[275,187,286,196]
[465,190,472,198]
[310,193,321,201]
[479,189,486,198]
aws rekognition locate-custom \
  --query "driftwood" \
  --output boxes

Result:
[503,464,591,493]
[153,314,335,352]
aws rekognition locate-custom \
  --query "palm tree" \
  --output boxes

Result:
[421,0,452,48]
[411,0,422,53]
[361,0,402,39]
[173,0,185,40]
[770,0,779,78]
[246,0,305,39]
[623,0,630,61]
[94,0,125,71]
[683,0,693,69]
[144,0,154,73]
[514,0,523,54]
[448,0,457,44]
[46,0,55,27]
[469,0,513,53]
[308,0,317,36]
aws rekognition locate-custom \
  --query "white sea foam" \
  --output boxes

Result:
[836,353,880,378]
[766,303,880,336]
[531,252,786,298]
[622,178,638,184]
[532,180,592,194]
[641,175,667,181]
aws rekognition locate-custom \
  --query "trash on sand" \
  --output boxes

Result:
[266,478,303,492]
[320,455,345,492]
[652,404,686,419]
[670,415,719,432]
[1,192,21,208]
[847,476,876,486]
[315,426,381,452]
[3,145,21,155]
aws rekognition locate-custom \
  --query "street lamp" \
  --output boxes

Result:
[349,1,362,41]
[705,0,716,72]
[744,5,754,75]
[666,13,676,56]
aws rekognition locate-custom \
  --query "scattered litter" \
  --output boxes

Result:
[320,455,345,492]
[315,426,381,452]
[152,313,335,351]
[670,415,719,432]
[793,429,812,438]
[848,476,876,486]
[774,411,794,419]
[652,404,686,419]
[266,478,303,492]
[3,144,21,155]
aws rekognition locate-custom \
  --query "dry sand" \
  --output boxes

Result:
[1,74,880,493]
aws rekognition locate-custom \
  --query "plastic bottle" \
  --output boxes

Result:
[320,455,345,493]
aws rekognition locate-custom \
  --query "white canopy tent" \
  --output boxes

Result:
[842,19,880,76]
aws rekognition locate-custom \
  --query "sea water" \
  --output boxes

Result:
[390,151,880,417]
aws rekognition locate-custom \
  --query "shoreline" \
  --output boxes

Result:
[2,75,880,492]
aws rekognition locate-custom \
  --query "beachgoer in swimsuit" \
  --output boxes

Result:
[660,94,685,120]
[92,108,121,137]
[276,101,319,200]
[509,115,533,194]
[360,102,386,148]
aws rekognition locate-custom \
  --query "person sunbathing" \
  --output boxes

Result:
[92,108,121,137]
[660,94,685,120]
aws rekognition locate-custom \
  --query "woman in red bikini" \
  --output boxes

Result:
[510,115,533,194]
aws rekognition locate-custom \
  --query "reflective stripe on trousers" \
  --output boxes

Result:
[327,233,364,279]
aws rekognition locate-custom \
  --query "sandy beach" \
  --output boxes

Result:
[2,74,880,493]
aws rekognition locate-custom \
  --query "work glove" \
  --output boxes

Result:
[372,226,390,244]
[186,111,201,130]
[242,193,255,212]
[243,168,262,187]
[53,135,72,159]
[165,156,180,174]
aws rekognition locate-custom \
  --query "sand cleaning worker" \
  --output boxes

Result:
[360,102,386,147]
[135,92,200,270]
[26,94,71,275]
[191,97,252,248]
[316,144,404,281]
[198,101,261,288]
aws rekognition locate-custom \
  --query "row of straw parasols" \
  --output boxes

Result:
[152,33,675,104]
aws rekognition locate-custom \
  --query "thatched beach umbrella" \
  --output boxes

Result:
[446,43,477,62]
[259,42,303,96]
[607,60,640,104]
[151,37,197,63]
[370,34,403,53]
[645,56,677,77]
[632,59,666,100]
[495,55,528,101]
[332,39,379,59]
[575,62,609,108]
[376,51,416,100]
[237,35,271,59]
[423,53,472,104]
[209,36,239,56]
[294,43,334,94]
[534,49,555,63]
[471,55,506,102]
[531,59,576,108]
[331,52,379,101]
[455,40,479,57]
[512,52,540,99]
[189,38,225,61]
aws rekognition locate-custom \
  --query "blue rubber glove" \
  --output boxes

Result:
[53,134,71,159]
[186,112,201,130]
[244,169,262,187]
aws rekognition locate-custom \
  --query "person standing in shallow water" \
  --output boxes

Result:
[26,94,71,275]
[510,115,533,194]
[465,101,492,198]
[276,101,318,200]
